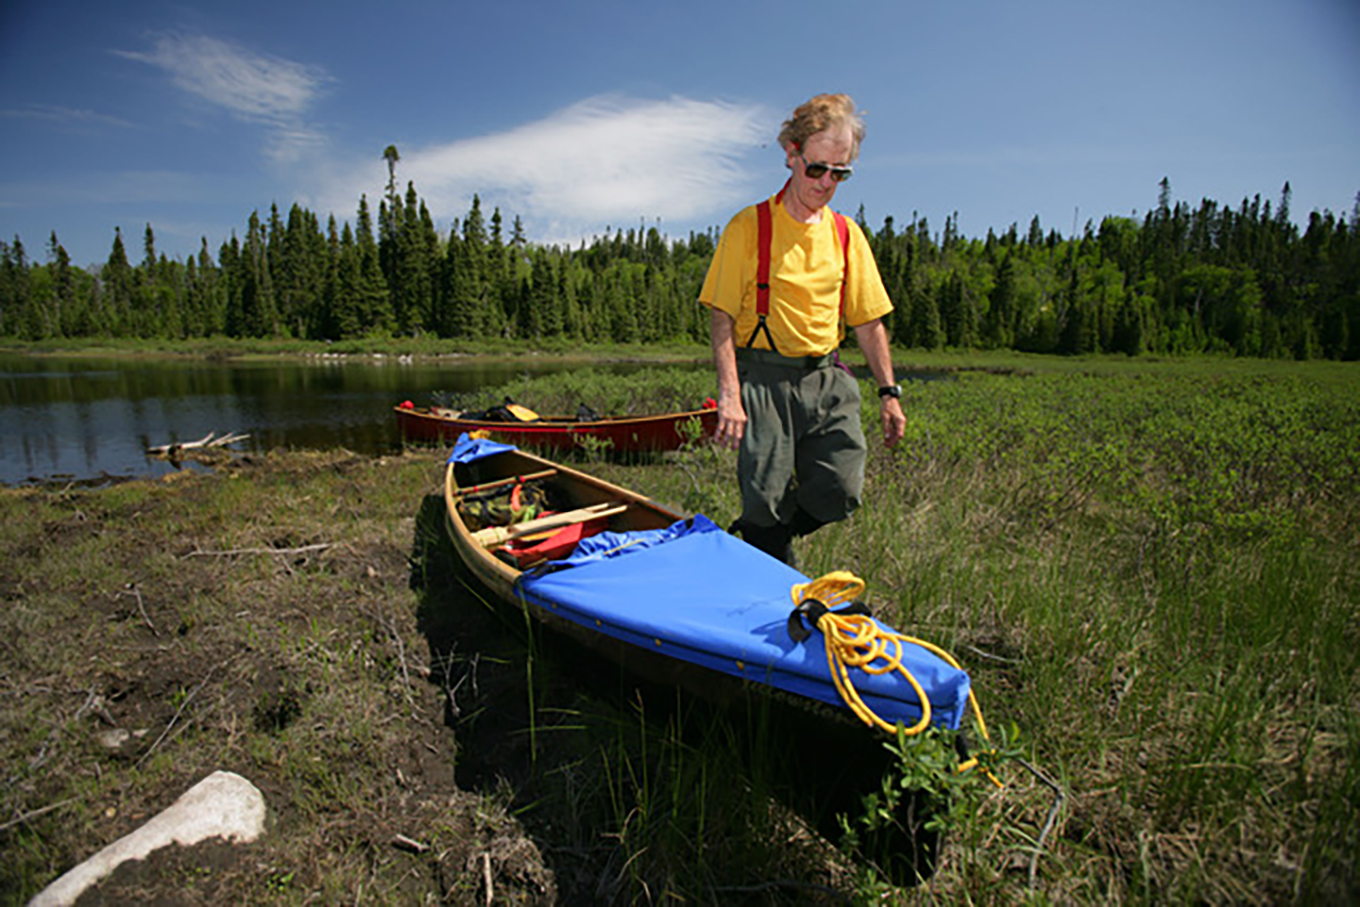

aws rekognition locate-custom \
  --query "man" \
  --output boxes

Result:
[699,92,905,565]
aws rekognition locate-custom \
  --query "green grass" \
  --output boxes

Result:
[812,357,1357,903]
[441,363,717,419]
[2,352,1355,904]
[568,354,1359,902]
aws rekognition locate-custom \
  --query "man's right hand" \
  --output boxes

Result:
[714,393,746,450]
[708,307,745,450]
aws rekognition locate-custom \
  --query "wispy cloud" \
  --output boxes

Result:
[116,32,329,163]
[0,105,132,128]
[313,95,771,241]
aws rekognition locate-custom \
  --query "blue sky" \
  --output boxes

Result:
[2,0,1357,267]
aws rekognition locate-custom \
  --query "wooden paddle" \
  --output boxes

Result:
[453,468,556,500]
[472,502,628,547]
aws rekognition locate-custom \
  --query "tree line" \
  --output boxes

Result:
[1,174,1357,359]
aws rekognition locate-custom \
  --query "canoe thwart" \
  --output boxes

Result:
[472,502,629,547]
[451,468,557,501]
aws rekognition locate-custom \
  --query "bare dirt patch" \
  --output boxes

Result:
[1,450,557,905]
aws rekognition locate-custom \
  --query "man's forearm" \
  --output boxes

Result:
[709,307,746,449]
[710,308,740,398]
[853,317,906,448]
[854,318,897,387]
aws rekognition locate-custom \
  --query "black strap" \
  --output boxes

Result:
[787,597,872,643]
[744,315,778,352]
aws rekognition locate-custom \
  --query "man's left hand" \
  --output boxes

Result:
[880,397,906,447]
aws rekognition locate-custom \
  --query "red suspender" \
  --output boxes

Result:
[832,211,849,313]
[747,183,850,352]
[749,196,777,350]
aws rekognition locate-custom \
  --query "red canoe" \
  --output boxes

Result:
[395,403,718,453]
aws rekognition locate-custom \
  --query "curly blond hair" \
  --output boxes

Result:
[777,93,865,160]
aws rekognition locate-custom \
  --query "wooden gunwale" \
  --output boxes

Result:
[404,405,717,452]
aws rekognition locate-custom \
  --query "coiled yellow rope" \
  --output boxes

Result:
[790,571,999,783]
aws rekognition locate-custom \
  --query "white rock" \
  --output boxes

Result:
[29,770,266,907]
[94,729,130,751]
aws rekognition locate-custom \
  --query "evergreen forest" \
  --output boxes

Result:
[2,177,1357,360]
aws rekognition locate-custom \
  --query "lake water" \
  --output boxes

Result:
[0,352,685,486]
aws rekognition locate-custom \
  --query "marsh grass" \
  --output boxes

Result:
[2,353,1355,904]
[827,358,1358,903]
[432,363,717,424]
[521,355,1358,902]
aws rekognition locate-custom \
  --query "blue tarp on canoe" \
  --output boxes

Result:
[448,433,518,463]
[517,515,971,731]
[449,433,972,731]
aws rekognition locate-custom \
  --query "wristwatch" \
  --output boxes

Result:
[877,384,902,400]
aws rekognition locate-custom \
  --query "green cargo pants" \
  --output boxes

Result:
[735,348,866,531]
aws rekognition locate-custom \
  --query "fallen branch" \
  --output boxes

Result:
[184,543,335,559]
[135,669,216,768]
[392,834,429,855]
[1017,757,1066,890]
[363,598,417,708]
[118,583,159,637]
[147,431,250,456]
[0,797,80,833]
[29,687,100,771]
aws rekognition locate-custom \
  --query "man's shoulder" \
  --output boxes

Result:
[729,189,789,222]
[728,199,768,225]
[830,212,875,253]
[828,209,863,234]
[716,203,763,246]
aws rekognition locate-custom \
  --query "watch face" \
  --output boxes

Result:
[879,384,902,399]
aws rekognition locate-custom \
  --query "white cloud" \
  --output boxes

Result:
[0,105,132,129]
[311,95,771,242]
[118,32,330,163]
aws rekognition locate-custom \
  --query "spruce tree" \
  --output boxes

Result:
[355,195,394,336]
[47,232,75,338]
[102,228,134,336]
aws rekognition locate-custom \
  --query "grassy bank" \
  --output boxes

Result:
[1,355,1356,903]
[0,335,717,363]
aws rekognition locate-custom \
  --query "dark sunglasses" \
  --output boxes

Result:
[799,152,853,183]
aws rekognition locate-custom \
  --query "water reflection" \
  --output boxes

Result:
[0,353,679,486]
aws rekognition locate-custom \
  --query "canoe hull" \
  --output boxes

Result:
[442,439,970,731]
[401,405,717,453]
[440,437,961,880]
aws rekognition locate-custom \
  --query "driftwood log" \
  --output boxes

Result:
[28,771,267,906]
[146,432,250,458]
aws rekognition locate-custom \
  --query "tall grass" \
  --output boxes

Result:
[793,357,1358,902]
[439,364,717,419]
[512,355,1359,902]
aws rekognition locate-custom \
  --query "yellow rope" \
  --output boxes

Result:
[790,571,1001,785]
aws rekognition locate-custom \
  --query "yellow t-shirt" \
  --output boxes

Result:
[699,193,893,358]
